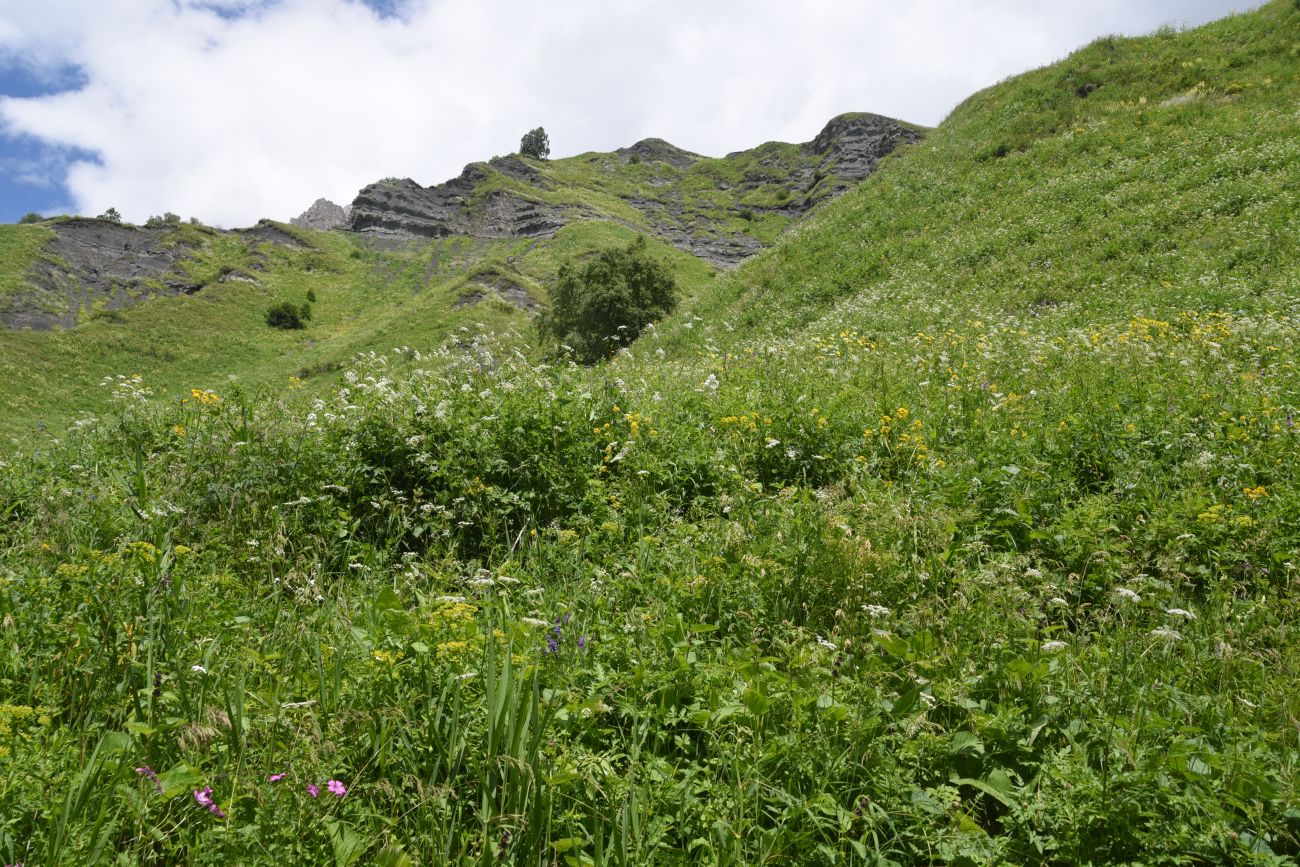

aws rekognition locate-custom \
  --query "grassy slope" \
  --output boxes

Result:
[0,108,886,444]
[679,3,1297,343]
[0,220,714,444]
[0,4,1297,865]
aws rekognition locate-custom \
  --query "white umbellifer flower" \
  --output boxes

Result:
[1041,640,1067,652]
[521,617,549,627]
[1025,568,1043,579]
[765,438,780,449]
[1150,626,1181,641]
[1114,587,1142,603]
[468,577,494,587]
[435,595,467,604]
[862,604,891,618]
[816,635,837,650]
[1048,597,1068,607]
[1164,607,1196,620]
[456,671,477,681]
[191,665,208,674]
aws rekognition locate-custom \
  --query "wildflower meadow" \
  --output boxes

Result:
[0,2,1298,864]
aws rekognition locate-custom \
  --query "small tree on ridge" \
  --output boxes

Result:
[520,127,550,160]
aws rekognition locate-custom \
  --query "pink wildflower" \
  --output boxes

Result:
[306,782,319,798]
[268,773,286,783]
[326,779,347,797]
[193,786,226,818]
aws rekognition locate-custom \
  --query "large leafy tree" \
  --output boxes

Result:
[519,126,550,160]
[537,236,678,364]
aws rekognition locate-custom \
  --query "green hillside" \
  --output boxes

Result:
[0,110,915,444]
[681,0,1297,342]
[0,3,1297,864]
[0,219,713,443]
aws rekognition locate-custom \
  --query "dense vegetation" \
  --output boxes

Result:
[537,236,679,363]
[0,2,1297,864]
[0,221,714,443]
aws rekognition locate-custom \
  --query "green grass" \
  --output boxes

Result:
[0,221,712,444]
[0,223,57,302]
[0,3,1297,864]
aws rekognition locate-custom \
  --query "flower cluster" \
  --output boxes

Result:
[193,786,226,819]
[544,613,588,655]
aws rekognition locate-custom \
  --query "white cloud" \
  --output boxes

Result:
[0,0,1264,226]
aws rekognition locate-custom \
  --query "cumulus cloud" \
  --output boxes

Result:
[0,0,1264,226]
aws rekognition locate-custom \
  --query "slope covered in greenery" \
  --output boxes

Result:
[0,109,915,443]
[0,219,713,443]
[0,3,1297,865]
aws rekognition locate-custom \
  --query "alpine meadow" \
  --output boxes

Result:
[0,2,1297,865]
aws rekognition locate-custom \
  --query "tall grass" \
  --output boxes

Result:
[0,2,1297,863]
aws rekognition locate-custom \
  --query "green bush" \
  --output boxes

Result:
[536,235,677,364]
[519,126,550,160]
[265,301,310,329]
[144,212,181,229]
[17,212,44,225]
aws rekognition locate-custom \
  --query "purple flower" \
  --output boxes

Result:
[193,786,226,818]
[307,782,319,798]
[268,772,286,783]
[326,779,347,797]
[578,636,587,650]
[545,636,559,654]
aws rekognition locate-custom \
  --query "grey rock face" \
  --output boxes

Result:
[616,138,703,169]
[348,165,589,240]
[345,112,923,269]
[290,198,350,231]
[455,270,539,311]
[805,113,924,188]
[2,218,304,331]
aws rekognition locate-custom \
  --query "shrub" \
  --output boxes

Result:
[144,212,181,229]
[97,207,121,223]
[536,235,677,364]
[265,301,310,329]
[18,212,44,225]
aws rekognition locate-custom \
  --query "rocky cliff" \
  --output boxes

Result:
[290,198,351,231]
[346,112,923,267]
[1,218,304,331]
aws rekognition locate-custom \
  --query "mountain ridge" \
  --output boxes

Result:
[342,112,923,267]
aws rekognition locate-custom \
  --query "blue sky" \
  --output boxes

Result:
[0,0,403,222]
[0,0,1266,226]
[0,62,89,220]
